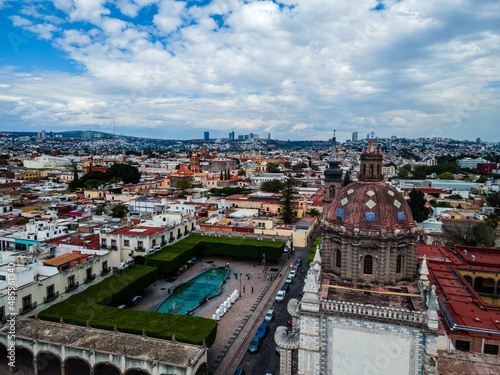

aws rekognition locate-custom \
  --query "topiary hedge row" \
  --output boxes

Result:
[39,265,217,346]
[146,235,285,274]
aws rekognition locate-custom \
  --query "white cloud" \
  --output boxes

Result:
[1,0,499,140]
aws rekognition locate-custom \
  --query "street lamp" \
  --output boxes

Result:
[239,273,242,297]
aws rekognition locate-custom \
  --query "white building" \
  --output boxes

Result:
[23,155,72,169]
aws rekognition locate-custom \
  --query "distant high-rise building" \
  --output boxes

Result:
[352,131,358,142]
[204,132,209,140]
[476,137,481,144]
[229,131,235,141]
[250,133,259,139]
[238,135,244,141]
[268,133,271,140]
[49,131,54,139]
[244,135,249,140]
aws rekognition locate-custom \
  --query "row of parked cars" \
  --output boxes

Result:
[235,258,303,374]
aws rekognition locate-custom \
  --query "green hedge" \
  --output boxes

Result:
[39,265,217,346]
[307,236,322,266]
[147,235,285,274]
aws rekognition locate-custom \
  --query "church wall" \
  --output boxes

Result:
[320,315,428,375]
[298,313,321,375]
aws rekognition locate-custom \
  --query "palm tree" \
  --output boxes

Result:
[307,208,321,218]
[484,213,499,229]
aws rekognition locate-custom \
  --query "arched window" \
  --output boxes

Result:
[329,185,336,198]
[363,255,373,275]
[369,164,374,179]
[336,250,342,268]
[396,254,402,274]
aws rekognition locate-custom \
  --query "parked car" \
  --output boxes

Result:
[125,258,134,265]
[264,309,275,323]
[275,290,286,302]
[232,368,246,375]
[292,265,298,272]
[281,283,289,292]
[285,276,293,284]
[117,262,127,270]
[295,259,302,267]
[153,245,161,252]
[248,335,263,353]
[256,322,269,338]
[289,270,297,279]
[146,248,155,255]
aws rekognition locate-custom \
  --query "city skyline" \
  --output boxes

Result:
[0,0,499,141]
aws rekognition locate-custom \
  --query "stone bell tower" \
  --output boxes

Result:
[322,131,343,218]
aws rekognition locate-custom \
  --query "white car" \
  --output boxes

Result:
[289,270,297,279]
[117,262,127,270]
[275,290,286,302]
[146,248,155,255]
[285,276,293,284]
[264,309,275,323]
[153,245,161,252]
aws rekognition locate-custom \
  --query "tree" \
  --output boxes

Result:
[175,178,192,191]
[105,163,141,184]
[283,161,291,169]
[280,175,298,224]
[220,171,223,180]
[292,162,308,172]
[266,162,279,173]
[487,193,500,208]
[261,179,284,193]
[237,168,246,176]
[111,204,129,218]
[402,164,412,171]
[343,173,352,187]
[476,175,488,183]
[443,221,495,247]
[397,168,410,179]
[436,172,455,180]
[408,188,430,223]
[307,208,321,218]
[484,213,499,229]
[412,165,427,179]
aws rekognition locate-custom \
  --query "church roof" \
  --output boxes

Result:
[325,181,415,231]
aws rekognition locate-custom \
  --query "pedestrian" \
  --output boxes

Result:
[251,286,254,293]
[243,285,246,293]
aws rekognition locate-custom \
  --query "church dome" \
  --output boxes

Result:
[325,181,415,232]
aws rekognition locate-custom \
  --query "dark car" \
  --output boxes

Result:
[281,283,289,292]
[256,322,269,338]
[248,335,263,353]
[232,368,246,375]
[295,259,302,267]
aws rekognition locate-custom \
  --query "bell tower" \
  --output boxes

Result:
[323,131,343,218]
[358,140,383,182]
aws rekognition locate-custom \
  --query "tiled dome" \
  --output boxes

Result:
[325,181,415,231]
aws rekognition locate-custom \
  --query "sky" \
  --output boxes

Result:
[0,0,499,142]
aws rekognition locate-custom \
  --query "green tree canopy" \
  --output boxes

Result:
[111,204,129,218]
[486,193,500,208]
[266,162,279,173]
[484,213,499,229]
[283,161,291,169]
[397,168,410,179]
[175,178,193,191]
[343,173,352,187]
[280,175,298,224]
[105,163,141,184]
[307,208,321,218]
[408,188,430,223]
[261,179,284,193]
[412,165,427,179]
[237,168,246,176]
[476,175,488,183]
[436,172,455,180]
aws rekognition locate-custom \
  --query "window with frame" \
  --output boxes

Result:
[363,255,373,275]
[101,239,106,247]
[46,284,54,298]
[124,239,130,246]
[396,254,402,274]
[68,275,75,287]
[485,344,499,355]
[137,241,143,249]
[152,239,156,246]
[111,240,117,248]
[22,295,31,309]
[455,340,470,352]
[336,250,342,268]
